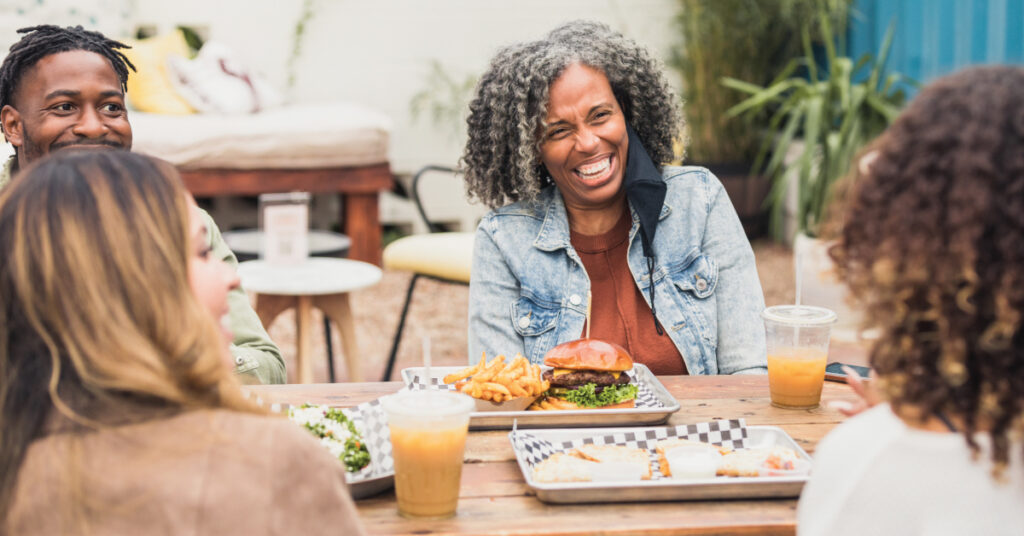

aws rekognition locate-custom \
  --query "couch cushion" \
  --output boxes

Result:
[167,41,283,115]
[130,102,391,169]
[123,30,196,115]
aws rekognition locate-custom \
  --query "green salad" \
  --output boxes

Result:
[288,403,371,472]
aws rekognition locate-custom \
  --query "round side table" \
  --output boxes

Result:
[238,258,382,383]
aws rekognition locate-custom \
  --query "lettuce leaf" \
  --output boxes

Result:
[560,383,638,408]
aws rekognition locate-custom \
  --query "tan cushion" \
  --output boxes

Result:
[130,102,391,169]
[123,30,196,115]
[382,232,474,283]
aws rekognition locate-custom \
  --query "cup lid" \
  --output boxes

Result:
[761,305,837,326]
[379,390,475,418]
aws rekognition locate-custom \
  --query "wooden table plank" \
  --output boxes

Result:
[356,494,797,536]
[248,375,856,535]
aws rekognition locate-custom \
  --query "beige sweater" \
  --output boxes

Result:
[6,409,368,536]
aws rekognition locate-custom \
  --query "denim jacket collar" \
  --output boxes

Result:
[531,185,673,252]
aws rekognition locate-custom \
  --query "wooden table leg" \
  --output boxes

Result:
[296,295,314,384]
[315,293,362,382]
[252,294,296,330]
[343,192,382,267]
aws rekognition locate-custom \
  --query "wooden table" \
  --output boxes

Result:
[181,163,393,266]
[249,375,859,536]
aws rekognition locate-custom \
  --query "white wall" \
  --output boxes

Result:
[2,1,680,173]
[130,0,681,174]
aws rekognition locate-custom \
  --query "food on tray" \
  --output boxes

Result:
[443,354,549,403]
[655,439,802,478]
[655,438,731,477]
[528,339,638,410]
[532,453,600,483]
[288,403,371,473]
[717,446,802,477]
[574,444,652,479]
[533,445,651,483]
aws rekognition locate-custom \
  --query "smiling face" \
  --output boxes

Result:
[1,50,132,169]
[540,63,629,225]
[187,199,240,361]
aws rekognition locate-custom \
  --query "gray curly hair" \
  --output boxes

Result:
[461,20,683,210]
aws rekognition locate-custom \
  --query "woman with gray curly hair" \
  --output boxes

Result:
[464,20,766,382]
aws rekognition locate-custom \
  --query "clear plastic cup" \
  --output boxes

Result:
[380,390,475,519]
[762,305,837,409]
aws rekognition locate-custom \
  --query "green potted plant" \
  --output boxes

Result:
[723,11,908,240]
[724,11,910,336]
[670,0,851,238]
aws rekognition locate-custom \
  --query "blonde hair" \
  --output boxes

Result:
[0,151,262,518]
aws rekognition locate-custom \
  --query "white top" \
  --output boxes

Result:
[798,404,1024,536]
[237,258,382,296]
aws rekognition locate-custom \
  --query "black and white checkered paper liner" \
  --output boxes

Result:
[407,369,665,409]
[510,419,748,480]
[255,397,394,483]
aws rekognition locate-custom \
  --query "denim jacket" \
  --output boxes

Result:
[468,166,767,375]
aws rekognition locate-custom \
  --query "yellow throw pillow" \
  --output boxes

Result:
[123,30,195,115]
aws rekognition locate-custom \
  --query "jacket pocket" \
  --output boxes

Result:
[510,295,560,336]
[510,295,561,363]
[665,249,719,345]
[668,249,719,299]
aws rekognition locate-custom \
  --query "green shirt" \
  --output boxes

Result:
[1,155,287,384]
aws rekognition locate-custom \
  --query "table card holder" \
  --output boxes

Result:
[259,192,310,265]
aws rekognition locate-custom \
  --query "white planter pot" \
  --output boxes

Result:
[793,233,870,343]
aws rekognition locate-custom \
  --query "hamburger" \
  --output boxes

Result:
[537,339,638,410]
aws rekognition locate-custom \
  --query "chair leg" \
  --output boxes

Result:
[324,316,336,383]
[383,273,420,381]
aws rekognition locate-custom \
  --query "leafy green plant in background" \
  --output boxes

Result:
[724,10,910,239]
[670,0,852,164]
[409,60,479,143]
[287,0,317,94]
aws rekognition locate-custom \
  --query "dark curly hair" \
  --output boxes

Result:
[830,66,1024,476]
[461,20,682,209]
[0,25,134,167]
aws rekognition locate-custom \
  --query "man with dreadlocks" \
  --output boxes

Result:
[0,25,286,384]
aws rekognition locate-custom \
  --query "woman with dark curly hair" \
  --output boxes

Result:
[462,20,767,376]
[797,66,1024,534]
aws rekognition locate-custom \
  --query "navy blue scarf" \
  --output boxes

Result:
[623,123,666,335]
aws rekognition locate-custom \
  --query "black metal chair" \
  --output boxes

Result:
[380,165,475,380]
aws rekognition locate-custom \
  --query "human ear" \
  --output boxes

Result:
[0,105,24,147]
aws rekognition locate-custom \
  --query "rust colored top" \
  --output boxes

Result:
[570,208,687,375]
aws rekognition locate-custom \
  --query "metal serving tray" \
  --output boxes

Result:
[401,364,681,430]
[272,400,394,500]
[510,424,812,503]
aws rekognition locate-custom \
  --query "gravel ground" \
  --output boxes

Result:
[259,239,795,383]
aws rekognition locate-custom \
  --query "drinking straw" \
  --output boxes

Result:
[585,290,592,339]
[422,335,432,389]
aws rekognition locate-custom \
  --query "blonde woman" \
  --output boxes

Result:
[0,151,366,535]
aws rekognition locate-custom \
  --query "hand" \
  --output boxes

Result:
[827,365,880,417]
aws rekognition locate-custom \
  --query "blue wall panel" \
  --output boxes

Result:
[849,0,1024,92]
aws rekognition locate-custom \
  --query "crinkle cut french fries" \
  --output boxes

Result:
[442,353,549,403]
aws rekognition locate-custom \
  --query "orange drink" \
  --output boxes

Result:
[762,305,837,410]
[389,424,468,517]
[767,348,828,408]
[380,391,474,519]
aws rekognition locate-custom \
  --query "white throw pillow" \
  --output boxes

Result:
[167,41,282,114]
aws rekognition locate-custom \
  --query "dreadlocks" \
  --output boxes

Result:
[0,25,135,114]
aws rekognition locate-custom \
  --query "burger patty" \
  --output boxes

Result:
[543,369,631,388]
